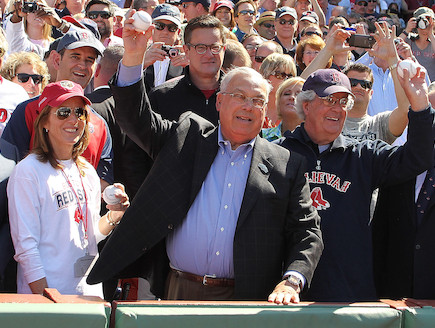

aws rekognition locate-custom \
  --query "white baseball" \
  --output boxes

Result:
[132,11,152,32]
[397,59,418,79]
[103,185,123,205]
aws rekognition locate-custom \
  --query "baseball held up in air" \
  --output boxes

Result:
[103,185,123,205]
[132,11,152,32]
[397,59,418,79]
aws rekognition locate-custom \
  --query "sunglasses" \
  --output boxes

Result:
[356,1,368,6]
[349,78,373,90]
[261,22,275,29]
[270,70,293,80]
[303,31,322,37]
[238,10,255,16]
[16,73,43,84]
[254,55,266,63]
[154,21,179,32]
[86,11,112,19]
[279,19,295,25]
[54,107,88,121]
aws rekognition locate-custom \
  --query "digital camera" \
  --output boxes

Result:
[161,45,179,58]
[22,1,39,13]
[417,16,429,29]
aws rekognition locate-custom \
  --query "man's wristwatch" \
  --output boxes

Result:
[286,274,302,289]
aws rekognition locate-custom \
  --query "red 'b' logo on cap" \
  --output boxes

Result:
[332,72,340,84]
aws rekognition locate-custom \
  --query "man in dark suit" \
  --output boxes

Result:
[87,11,323,303]
[372,90,435,300]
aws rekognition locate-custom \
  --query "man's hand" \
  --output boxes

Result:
[368,22,399,67]
[323,24,355,56]
[397,65,429,112]
[268,280,300,305]
[122,9,154,67]
[143,42,167,68]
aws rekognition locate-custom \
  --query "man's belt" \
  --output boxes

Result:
[171,268,235,287]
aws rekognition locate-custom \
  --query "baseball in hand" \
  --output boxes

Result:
[397,59,418,79]
[103,185,123,205]
[132,11,152,32]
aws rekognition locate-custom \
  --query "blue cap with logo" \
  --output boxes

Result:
[152,3,182,26]
[57,29,104,56]
[303,69,353,97]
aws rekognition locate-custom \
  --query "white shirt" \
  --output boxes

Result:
[153,58,171,88]
[0,77,29,137]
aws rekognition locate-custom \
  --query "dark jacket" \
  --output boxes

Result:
[87,77,323,301]
[277,108,435,302]
[148,66,221,125]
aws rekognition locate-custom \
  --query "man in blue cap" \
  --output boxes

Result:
[277,68,434,302]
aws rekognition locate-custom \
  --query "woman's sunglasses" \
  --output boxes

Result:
[16,73,43,84]
[54,107,88,121]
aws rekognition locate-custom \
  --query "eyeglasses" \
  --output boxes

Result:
[303,50,320,56]
[154,21,179,32]
[182,2,193,8]
[270,70,293,80]
[220,92,267,108]
[86,11,112,19]
[54,107,88,121]
[356,1,368,6]
[245,44,260,51]
[367,0,376,2]
[16,73,43,84]
[254,55,266,63]
[187,43,224,54]
[302,31,322,37]
[238,10,255,16]
[349,78,373,90]
[261,22,275,29]
[278,19,295,25]
[319,95,354,108]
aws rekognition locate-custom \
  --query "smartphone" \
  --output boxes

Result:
[348,34,376,49]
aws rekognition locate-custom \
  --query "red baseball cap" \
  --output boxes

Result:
[212,0,233,12]
[38,80,91,111]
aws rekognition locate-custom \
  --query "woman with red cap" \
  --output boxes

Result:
[7,81,129,297]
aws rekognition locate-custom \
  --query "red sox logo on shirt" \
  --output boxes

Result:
[0,109,7,123]
[305,171,351,210]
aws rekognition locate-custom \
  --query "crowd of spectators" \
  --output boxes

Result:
[0,0,434,305]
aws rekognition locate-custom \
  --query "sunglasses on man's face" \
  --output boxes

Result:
[54,107,88,121]
[238,10,255,16]
[255,56,266,63]
[261,22,275,29]
[154,21,179,32]
[349,78,373,90]
[86,11,112,19]
[278,19,295,25]
[356,1,368,6]
[16,73,43,84]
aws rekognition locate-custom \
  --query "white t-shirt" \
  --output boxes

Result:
[8,154,104,296]
[0,78,29,137]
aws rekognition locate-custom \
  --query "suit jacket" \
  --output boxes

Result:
[87,78,323,300]
[144,62,184,94]
[373,157,435,299]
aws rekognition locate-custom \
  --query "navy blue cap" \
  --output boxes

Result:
[57,29,104,57]
[180,0,211,8]
[303,69,353,97]
[152,3,181,26]
[275,6,297,20]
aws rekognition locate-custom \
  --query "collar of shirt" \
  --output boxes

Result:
[217,125,256,158]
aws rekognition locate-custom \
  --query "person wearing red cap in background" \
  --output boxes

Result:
[7,81,129,296]
[211,0,236,31]
[277,67,434,302]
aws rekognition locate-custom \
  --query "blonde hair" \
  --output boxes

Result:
[0,51,50,90]
[32,105,90,169]
[259,53,296,80]
[275,77,305,118]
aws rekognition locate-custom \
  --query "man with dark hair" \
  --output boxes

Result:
[85,0,123,47]
[273,7,298,56]
[233,0,257,42]
[149,15,225,124]
[180,0,210,22]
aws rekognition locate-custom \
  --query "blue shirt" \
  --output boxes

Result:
[166,127,254,278]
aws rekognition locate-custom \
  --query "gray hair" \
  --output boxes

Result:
[295,90,316,119]
[220,66,272,98]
